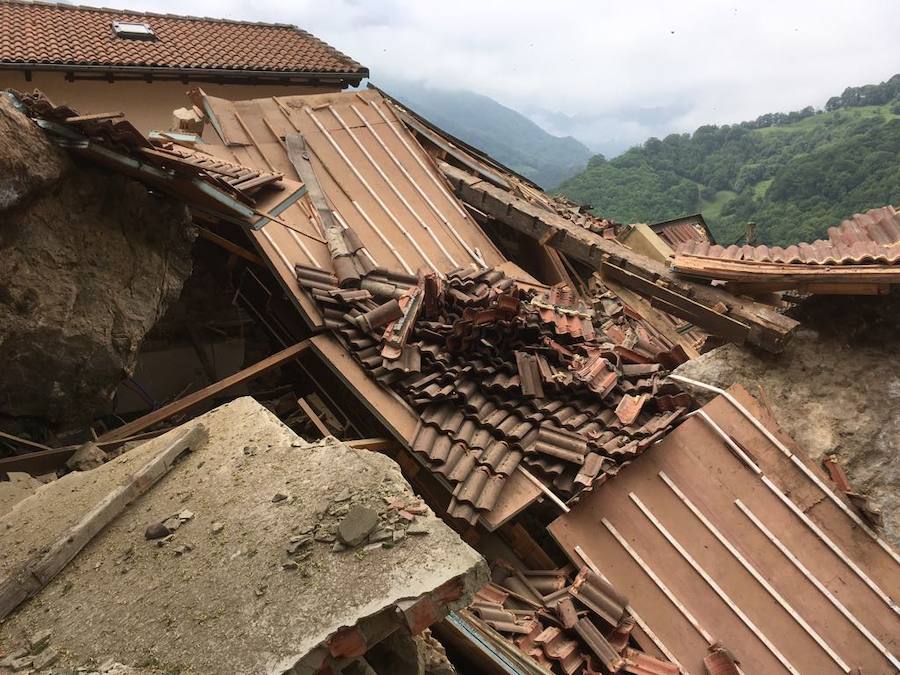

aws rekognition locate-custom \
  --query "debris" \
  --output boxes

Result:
[407,522,429,536]
[9,656,33,672]
[31,648,59,670]
[27,629,51,652]
[211,522,224,534]
[65,442,108,472]
[271,493,288,503]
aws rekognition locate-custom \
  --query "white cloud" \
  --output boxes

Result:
[133,0,900,152]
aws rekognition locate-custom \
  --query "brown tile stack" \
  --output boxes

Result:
[468,563,678,674]
[295,262,691,525]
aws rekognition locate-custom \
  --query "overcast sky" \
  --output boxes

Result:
[136,0,899,155]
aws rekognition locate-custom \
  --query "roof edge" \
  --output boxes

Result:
[0,62,369,80]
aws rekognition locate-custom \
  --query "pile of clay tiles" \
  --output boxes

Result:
[294,262,691,525]
[468,563,677,675]
[9,90,283,206]
[675,205,900,265]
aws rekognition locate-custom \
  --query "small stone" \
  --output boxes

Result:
[28,628,52,652]
[144,522,171,540]
[290,440,304,448]
[178,510,194,521]
[367,528,392,544]
[255,585,267,597]
[10,656,33,671]
[331,541,347,553]
[156,534,175,547]
[392,529,406,543]
[271,493,288,503]
[398,510,415,522]
[32,648,58,670]
[173,545,189,556]
[337,506,379,546]
[407,522,429,536]
[242,445,256,456]
[282,561,299,571]
[327,503,350,517]
[0,649,27,668]
[289,534,311,544]
[314,532,336,543]
[162,517,182,532]
[362,542,384,553]
[333,488,351,502]
[211,522,224,534]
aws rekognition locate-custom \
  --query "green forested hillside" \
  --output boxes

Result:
[380,81,593,189]
[557,75,900,245]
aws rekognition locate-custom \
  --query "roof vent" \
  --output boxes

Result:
[112,21,157,40]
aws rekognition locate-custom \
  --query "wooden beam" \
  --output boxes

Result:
[0,431,53,453]
[297,397,331,437]
[347,438,399,452]
[0,425,206,620]
[441,163,798,352]
[98,341,311,442]
[0,446,76,475]
[197,226,264,265]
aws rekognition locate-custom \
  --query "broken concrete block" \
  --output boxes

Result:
[338,506,379,546]
[66,442,108,471]
[171,107,204,134]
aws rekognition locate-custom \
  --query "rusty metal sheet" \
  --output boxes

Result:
[549,385,900,675]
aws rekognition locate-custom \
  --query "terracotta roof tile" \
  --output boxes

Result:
[0,0,367,76]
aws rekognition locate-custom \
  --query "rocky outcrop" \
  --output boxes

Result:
[673,293,900,546]
[0,94,195,430]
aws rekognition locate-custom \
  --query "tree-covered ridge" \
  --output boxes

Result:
[557,75,900,246]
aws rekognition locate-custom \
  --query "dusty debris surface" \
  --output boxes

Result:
[0,398,487,674]
[0,94,195,431]
[674,292,900,546]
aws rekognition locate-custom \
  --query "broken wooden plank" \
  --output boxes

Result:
[0,425,207,620]
[98,341,311,442]
[297,397,332,437]
[197,226,264,265]
[441,162,798,352]
[64,111,124,123]
[0,431,53,453]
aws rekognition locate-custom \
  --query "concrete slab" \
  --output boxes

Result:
[0,398,487,674]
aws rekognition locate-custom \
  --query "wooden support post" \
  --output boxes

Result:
[0,425,207,620]
[98,341,311,442]
[297,397,331,437]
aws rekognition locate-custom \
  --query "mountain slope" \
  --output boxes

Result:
[379,81,592,189]
[557,75,900,245]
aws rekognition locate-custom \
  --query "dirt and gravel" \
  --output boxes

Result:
[0,397,487,674]
[674,292,900,546]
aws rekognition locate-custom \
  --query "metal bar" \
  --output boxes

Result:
[348,103,483,267]
[323,104,458,268]
[368,99,474,223]
[303,107,442,275]
[659,472,850,672]
[517,466,569,513]
[250,184,308,230]
[602,517,715,645]
[760,474,899,615]
[574,545,689,674]
[629,492,800,674]
[669,374,900,566]
[736,499,900,670]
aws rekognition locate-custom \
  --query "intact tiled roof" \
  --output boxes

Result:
[676,206,900,265]
[0,0,367,77]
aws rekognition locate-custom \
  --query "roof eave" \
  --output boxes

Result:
[0,61,369,84]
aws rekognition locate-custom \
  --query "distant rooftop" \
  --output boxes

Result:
[0,0,368,81]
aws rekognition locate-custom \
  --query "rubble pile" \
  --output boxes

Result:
[295,262,691,525]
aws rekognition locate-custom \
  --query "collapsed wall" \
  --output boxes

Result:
[673,292,900,546]
[0,94,195,431]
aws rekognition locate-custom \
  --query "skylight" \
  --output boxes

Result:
[112,22,157,41]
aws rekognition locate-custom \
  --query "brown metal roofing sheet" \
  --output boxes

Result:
[549,384,900,675]
[0,0,367,75]
[676,205,900,265]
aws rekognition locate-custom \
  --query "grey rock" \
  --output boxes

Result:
[333,488,351,502]
[407,522,429,536]
[331,541,348,553]
[144,522,171,540]
[28,628,52,652]
[363,542,384,553]
[392,529,407,543]
[211,521,224,534]
[10,655,33,671]
[65,442,108,472]
[368,528,392,544]
[271,493,288,503]
[32,647,58,670]
[337,506,379,546]
[162,517,182,532]
[0,649,27,668]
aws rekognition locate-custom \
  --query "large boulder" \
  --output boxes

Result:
[673,293,900,546]
[0,94,195,429]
